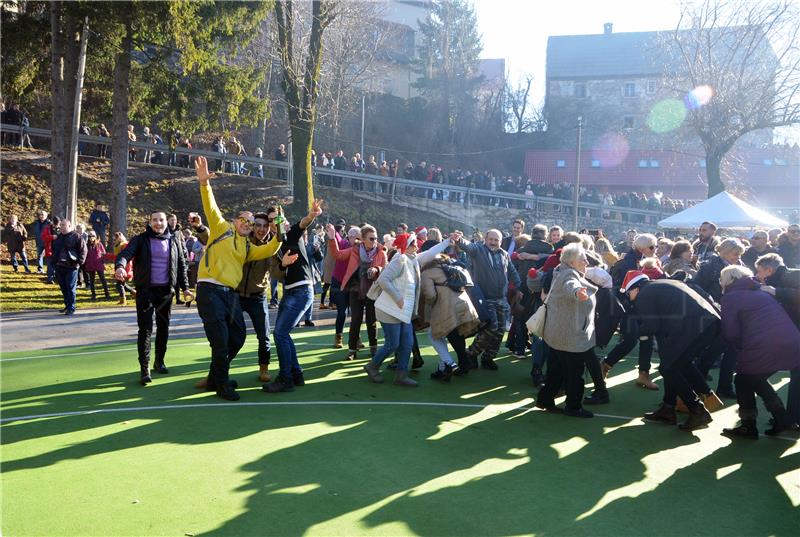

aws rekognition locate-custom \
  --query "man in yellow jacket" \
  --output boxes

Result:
[194,156,286,401]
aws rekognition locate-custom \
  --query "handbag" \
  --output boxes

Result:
[526,291,551,338]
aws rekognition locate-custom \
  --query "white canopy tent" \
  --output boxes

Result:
[658,191,789,230]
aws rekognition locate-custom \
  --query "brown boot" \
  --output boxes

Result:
[643,403,677,425]
[701,391,725,413]
[636,371,659,390]
[333,334,343,349]
[117,296,127,306]
[675,397,689,413]
[195,375,209,389]
[259,364,271,383]
[679,404,712,431]
[393,370,418,387]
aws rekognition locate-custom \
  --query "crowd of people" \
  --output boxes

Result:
[6,153,799,439]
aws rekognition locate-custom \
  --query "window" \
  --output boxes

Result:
[699,159,706,168]
[556,160,566,168]
[624,82,636,97]
[638,160,649,168]
[774,158,787,166]
[649,160,660,168]
[647,80,658,94]
[574,83,587,98]
[591,159,600,168]
[763,159,773,166]
[623,116,635,129]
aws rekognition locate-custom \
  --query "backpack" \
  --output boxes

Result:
[437,261,473,292]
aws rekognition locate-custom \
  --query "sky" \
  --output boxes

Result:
[474,0,800,144]
[474,0,683,104]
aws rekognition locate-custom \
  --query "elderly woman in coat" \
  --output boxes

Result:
[420,254,480,381]
[535,243,599,418]
[719,265,800,438]
[363,232,452,387]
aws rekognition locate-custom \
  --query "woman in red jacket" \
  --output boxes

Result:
[84,230,111,300]
[326,223,387,359]
[41,216,59,284]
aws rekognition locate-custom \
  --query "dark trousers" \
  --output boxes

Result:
[348,293,377,350]
[659,326,717,408]
[196,283,246,387]
[320,282,331,306]
[55,266,78,312]
[538,348,593,411]
[240,294,271,366]
[734,372,786,421]
[331,279,348,334]
[510,314,529,354]
[447,329,469,367]
[135,285,173,368]
[87,270,110,298]
[605,313,652,372]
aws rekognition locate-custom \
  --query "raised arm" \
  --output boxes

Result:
[417,239,450,266]
[195,156,228,239]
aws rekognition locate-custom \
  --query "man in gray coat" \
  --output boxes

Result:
[455,229,521,371]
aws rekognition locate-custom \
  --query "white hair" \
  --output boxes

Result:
[633,233,657,251]
[716,238,745,256]
[560,242,587,265]
[485,229,502,240]
[720,265,753,289]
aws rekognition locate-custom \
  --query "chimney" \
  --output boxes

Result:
[604,22,613,35]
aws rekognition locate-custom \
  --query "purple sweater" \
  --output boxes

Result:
[332,234,351,284]
[149,237,170,286]
[721,277,800,375]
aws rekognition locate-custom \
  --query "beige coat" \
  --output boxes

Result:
[420,264,480,340]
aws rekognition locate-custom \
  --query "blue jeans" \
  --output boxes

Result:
[10,249,30,271]
[36,243,45,272]
[269,278,280,306]
[371,321,414,372]
[530,336,545,370]
[196,283,246,387]
[240,294,271,365]
[331,279,348,334]
[274,285,314,381]
[787,367,800,425]
[55,266,78,312]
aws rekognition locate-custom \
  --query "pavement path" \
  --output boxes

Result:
[0,302,339,354]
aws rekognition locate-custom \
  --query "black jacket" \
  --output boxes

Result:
[689,254,728,303]
[115,226,188,291]
[634,280,721,368]
[594,287,624,348]
[611,249,642,292]
[52,231,87,269]
[766,265,800,328]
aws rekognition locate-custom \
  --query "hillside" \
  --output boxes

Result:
[0,150,465,238]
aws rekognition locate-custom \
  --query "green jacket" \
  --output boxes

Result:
[236,233,279,297]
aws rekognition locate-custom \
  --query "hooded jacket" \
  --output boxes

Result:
[721,276,800,375]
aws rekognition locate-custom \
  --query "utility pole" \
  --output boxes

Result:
[360,93,366,158]
[573,116,583,231]
[66,17,89,223]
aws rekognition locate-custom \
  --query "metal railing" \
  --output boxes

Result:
[0,122,686,226]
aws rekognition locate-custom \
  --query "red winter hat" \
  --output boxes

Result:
[621,270,649,293]
[414,226,428,237]
[527,268,539,279]
[394,232,417,254]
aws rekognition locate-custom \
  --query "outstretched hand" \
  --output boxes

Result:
[114,267,127,282]
[195,156,214,185]
[309,199,324,219]
[325,223,336,240]
[281,252,300,267]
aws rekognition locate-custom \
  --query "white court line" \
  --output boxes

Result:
[0,400,797,443]
[0,340,335,362]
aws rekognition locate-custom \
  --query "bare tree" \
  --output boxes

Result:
[505,75,544,134]
[663,0,800,197]
[273,0,336,214]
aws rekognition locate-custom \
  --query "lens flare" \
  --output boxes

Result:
[685,85,714,110]
[592,132,630,168]
[647,98,687,133]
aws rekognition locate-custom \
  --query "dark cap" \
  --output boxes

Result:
[335,218,346,226]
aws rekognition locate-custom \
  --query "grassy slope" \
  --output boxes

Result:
[1,328,798,536]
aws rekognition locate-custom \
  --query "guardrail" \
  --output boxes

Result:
[0,122,711,227]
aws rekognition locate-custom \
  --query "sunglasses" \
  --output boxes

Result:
[253,222,268,228]
[237,217,254,225]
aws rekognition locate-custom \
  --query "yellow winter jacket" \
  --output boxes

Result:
[197,183,281,288]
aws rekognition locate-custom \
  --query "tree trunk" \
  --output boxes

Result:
[705,149,726,198]
[49,1,78,219]
[289,117,314,216]
[110,7,132,238]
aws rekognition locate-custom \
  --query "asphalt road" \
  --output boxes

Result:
[0,302,338,354]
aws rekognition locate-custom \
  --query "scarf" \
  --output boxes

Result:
[358,244,379,298]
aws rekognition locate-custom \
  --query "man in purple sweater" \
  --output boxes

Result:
[116,212,193,385]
